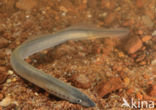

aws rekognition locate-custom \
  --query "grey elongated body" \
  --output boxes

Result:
[10,27,129,107]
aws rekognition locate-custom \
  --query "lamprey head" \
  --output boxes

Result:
[74,95,95,107]
[70,88,95,107]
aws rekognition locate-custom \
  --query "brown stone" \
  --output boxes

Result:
[141,35,152,42]
[135,53,146,62]
[96,77,123,97]
[0,67,8,84]
[88,0,97,9]
[136,0,146,8]
[104,13,116,25]
[0,96,12,107]
[147,84,156,97]
[0,50,6,59]
[22,20,33,30]
[153,44,156,50]
[0,38,9,49]
[152,36,156,50]
[0,60,5,66]
[139,61,146,65]
[152,36,156,42]
[102,38,114,56]
[70,73,91,89]
[0,73,8,84]
[0,94,3,101]
[124,36,143,54]
[101,0,116,10]
[142,15,154,28]
[16,0,38,11]
[112,64,122,72]
[0,67,6,72]
[151,62,156,75]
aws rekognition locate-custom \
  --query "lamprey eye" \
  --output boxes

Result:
[76,99,82,103]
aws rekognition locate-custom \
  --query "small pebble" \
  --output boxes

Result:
[34,92,38,96]
[0,94,3,101]
[142,15,154,28]
[70,73,91,89]
[12,78,16,82]
[0,74,7,84]
[102,39,114,56]
[112,64,122,72]
[16,0,38,11]
[138,30,143,35]
[99,12,107,17]
[147,84,156,97]
[135,53,146,62]
[136,0,145,8]
[0,67,8,84]
[104,13,115,25]
[8,70,14,75]
[87,14,92,18]
[96,77,124,97]
[0,38,9,49]
[139,61,146,65]
[0,96,12,107]
[0,67,6,72]
[151,60,156,74]
[0,50,5,59]
[123,77,130,86]
[124,36,143,54]
[61,12,66,16]
[87,0,97,9]
[152,30,156,36]
[82,0,87,4]
[59,6,68,12]
[136,92,143,100]
[101,0,115,10]
[6,79,11,83]
[26,15,30,18]
[127,88,134,95]
[5,49,12,55]
[141,35,152,42]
